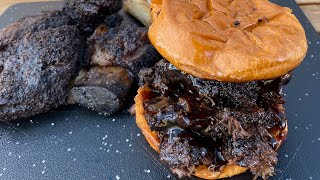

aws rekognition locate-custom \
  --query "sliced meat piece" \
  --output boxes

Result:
[63,0,122,32]
[69,66,134,115]
[0,11,83,121]
[88,24,161,77]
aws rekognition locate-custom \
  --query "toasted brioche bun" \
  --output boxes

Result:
[135,86,288,179]
[148,0,308,82]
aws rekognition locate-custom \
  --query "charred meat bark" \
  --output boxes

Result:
[70,23,161,115]
[63,0,122,32]
[140,60,290,178]
[87,24,161,77]
[104,13,123,28]
[69,66,134,115]
[0,11,83,121]
[0,0,137,120]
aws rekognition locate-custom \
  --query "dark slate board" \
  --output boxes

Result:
[0,1,319,180]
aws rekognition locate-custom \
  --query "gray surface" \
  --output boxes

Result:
[0,1,319,180]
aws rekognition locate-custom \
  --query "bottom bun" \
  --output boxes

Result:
[134,86,287,180]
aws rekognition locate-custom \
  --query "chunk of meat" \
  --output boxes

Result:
[87,24,162,77]
[68,66,134,115]
[63,0,122,32]
[0,11,83,121]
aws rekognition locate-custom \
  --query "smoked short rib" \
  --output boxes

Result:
[0,11,83,121]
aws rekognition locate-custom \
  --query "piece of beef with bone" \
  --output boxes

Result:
[68,22,161,115]
[0,0,125,121]
[0,11,83,121]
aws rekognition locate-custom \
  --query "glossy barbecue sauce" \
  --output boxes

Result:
[142,91,287,170]
[268,105,288,150]
[140,61,290,173]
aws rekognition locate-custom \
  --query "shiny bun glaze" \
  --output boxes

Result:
[134,86,288,179]
[148,0,308,82]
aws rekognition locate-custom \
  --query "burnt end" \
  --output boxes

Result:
[140,60,288,178]
[0,11,83,121]
[88,24,162,77]
[63,0,122,32]
[69,66,134,115]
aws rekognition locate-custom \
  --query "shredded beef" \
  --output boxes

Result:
[139,60,289,179]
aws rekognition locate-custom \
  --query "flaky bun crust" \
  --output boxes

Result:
[148,0,308,82]
[135,86,288,179]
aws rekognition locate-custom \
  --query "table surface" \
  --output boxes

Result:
[0,1,319,180]
[0,0,319,34]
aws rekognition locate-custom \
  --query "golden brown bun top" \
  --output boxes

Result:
[149,0,308,82]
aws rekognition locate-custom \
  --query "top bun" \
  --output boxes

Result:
[148,0,308,82]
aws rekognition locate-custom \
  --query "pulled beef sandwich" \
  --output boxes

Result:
[134,0,308,179]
